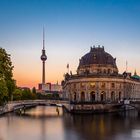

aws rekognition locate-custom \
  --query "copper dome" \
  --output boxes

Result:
[79,46,117,67]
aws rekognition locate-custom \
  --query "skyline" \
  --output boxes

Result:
[1,0,140,88]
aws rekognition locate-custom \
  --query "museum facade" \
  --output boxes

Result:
[62,46,140,103]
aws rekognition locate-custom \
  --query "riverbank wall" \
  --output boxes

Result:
[0,103,15,115]
[63,103,134,114]
[0,102,37,115]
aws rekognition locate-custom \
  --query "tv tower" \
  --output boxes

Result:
[40,28,47,85]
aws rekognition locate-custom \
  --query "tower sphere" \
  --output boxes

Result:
[41,53,47,61]
[41,48,47,61]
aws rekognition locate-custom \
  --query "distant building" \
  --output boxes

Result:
[38,82,62,94]
[62,46,140,102]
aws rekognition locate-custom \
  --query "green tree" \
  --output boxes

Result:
[52,93,59,99]
[21,89,32,100]
[31,92,37,100]
[0,78,8,105]
[0,47,15,103]
[31,87,37,99]
[13,88,22,101]
[32,87,36,94]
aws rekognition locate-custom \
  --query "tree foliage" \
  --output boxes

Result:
[22,89,33,100]
[36,93,60,100]
[32,87,36,94]
[0,47,16,104]
[13,88,37,101]
[0,79,8,105]
[13,88,22,101]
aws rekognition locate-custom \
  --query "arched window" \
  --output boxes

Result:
[104,69,106,74]
[108,69,110,74]
[97,69,100,74]
[81,92,85,102]
[74,92,76,101]
[119,92,121,100]
[111,91,115,101]
[90,91,95,102]
[70,93,72,101]
[111,83,115,88]
[101,91,106,101]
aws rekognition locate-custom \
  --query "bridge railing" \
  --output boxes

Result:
[8,99,69,106]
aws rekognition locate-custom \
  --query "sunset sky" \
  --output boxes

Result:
[1,0,140,88]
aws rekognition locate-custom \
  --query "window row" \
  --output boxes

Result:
[71,82,122,89]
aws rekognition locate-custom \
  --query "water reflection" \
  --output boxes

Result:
[21,106,63,118]
[0,106,64,140]
[0,106,140,140]
[63,111,140,140]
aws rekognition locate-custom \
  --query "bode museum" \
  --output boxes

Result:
[62,46,140,112]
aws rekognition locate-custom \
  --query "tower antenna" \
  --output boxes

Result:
[43,27,45,50]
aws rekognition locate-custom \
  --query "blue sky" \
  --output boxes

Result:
[0,0,140,87]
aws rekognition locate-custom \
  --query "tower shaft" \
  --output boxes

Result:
[42,61,45,84]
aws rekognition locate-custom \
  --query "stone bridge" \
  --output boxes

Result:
[0,100,69,114]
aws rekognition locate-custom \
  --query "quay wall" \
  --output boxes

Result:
[63,103,135,114]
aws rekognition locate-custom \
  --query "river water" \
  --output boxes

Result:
[0,106,140,140]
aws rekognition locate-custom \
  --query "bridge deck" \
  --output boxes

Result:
[0,100,69,114]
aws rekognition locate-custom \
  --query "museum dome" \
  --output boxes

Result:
[79,46,116,66]
[77,46,118,75]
